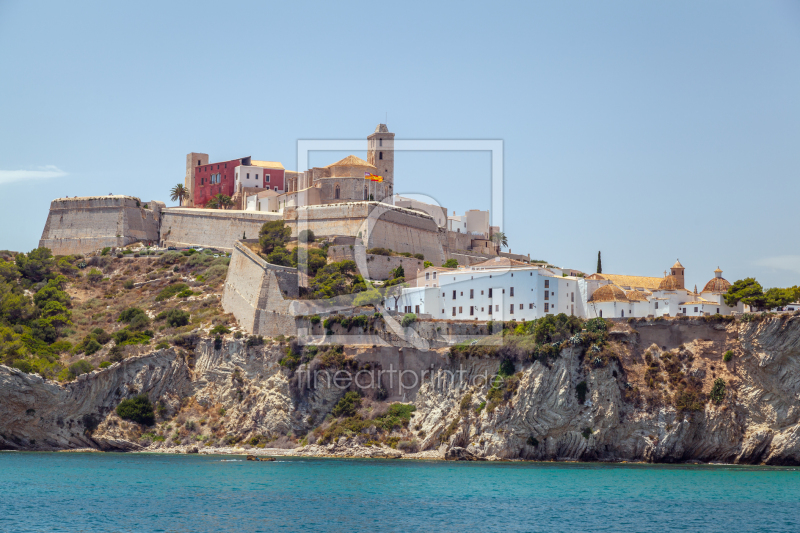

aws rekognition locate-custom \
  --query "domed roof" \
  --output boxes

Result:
[589,284,629,303]
[325,155,376,169]
[658,275,682,290]
[702,276,731,293]
[625,289,651,302]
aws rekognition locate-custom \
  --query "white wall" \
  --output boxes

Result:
[235,165,264,190]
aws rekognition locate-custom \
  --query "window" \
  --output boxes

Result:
[519,304,523,310]
[470,289,474,299]
[433,272,437,279]
[694,307,698,313]
[571,292,574,302]
[415,305,420,315]
[621,310,625,317]
[488,305,492,315]
[544,303,549,312]
[544,280,549,288]
[599,310,602,318]
[495,305,499,311]
[379,152,383,160]
[265,174,270,182]
[481,290,484,295]
[335,185,340,199]
[442,293,445,297]
[460,292,463,296]
[274,186,278,191]
[470,306,474,316]
[459,306,462,314]
[246,173,250,179]
[510,287,514,297]
[510,304,514,314]
[544,292,549,301]
[197,159,201,165]
[364,187,368,200]
[655,302,659,309]
[529,303,533,309]
[717,308,720,314]
[488,288,493,298]
[452,290,456,300]
[426,273,430,280]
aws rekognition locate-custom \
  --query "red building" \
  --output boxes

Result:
[191,156,285,207]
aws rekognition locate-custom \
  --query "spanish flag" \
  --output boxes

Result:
[364,172,384,182]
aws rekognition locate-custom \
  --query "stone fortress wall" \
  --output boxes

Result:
[327,244,427,282]
[221,242,299,337]
[39,196,163,256]
[161,208,283,251]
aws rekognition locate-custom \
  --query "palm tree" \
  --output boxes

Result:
[170,184,189,206]
[207,194,233,210]
[490,231,508,254]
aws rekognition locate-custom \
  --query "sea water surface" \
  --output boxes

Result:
[1,452,799,532]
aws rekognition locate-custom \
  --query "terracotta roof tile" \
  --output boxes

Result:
[587,273,664,290]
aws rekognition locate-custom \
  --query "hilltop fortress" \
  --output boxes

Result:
[39,124,520,267]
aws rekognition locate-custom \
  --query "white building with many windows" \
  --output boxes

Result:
[390,258,749,321]
[390,257,587,321]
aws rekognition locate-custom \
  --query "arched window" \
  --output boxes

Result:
[379,152,383,160]
[335,185,340,199]
[364,186,368,200]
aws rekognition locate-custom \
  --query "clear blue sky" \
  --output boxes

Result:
[1,0,799,290]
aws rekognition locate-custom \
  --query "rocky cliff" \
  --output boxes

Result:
[2,315,800,464]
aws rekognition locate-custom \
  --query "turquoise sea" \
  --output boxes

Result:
[1,452,799,532]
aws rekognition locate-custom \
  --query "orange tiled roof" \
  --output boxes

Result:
[587,273,664,290]
[589,284,630,303]
[325,155,376,169]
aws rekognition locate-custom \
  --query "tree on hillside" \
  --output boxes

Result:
[442,259,458,268]
[170,184,189,206]
[259,220,291,254]
[490,231,508,253]
[763,287,800,310]
[597,251,602,274]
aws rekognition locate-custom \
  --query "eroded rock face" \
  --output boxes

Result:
[3,316,800,464]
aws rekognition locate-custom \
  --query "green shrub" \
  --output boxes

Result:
[498,358,515,377]
[210,324,231,335]
[177,289,195,298]
[576,381,588,404]
[332,391,362,418]
[155,283,188,301]
[723,350,733,362]
[118,307,147,323]
[86,268,103,282]
[308,314,321,324]
[116,394,155,426]
[155,341,170,350]
[413,253,424,260]
[155,309,190,328]
[101,247,111,256]
[710,378,726,404]
[99,361,112,369]
[442,259,458,268]
[123,280,134,290]
[83,338,102,356]
[298,229,315,243]
[366,247,392,256]
[401,313,417,327]
[68,359,93,378]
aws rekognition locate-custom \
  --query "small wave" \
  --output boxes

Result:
[220,459,242,462]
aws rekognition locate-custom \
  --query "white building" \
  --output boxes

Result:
[235,161,284,193]
[392,258,747,321]
[390,257,583,321]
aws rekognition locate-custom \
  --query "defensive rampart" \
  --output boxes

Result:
[161,208,283,251]
[221,242,299,336]
[39,196,162,255]
[328,244,426,282]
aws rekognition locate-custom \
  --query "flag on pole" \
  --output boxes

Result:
[364,172,383,182]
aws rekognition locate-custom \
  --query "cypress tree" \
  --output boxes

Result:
[597,251,602,274]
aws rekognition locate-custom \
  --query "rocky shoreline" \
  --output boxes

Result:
[4,315,800,465]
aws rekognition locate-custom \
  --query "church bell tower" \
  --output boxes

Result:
[367,124,394,201]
